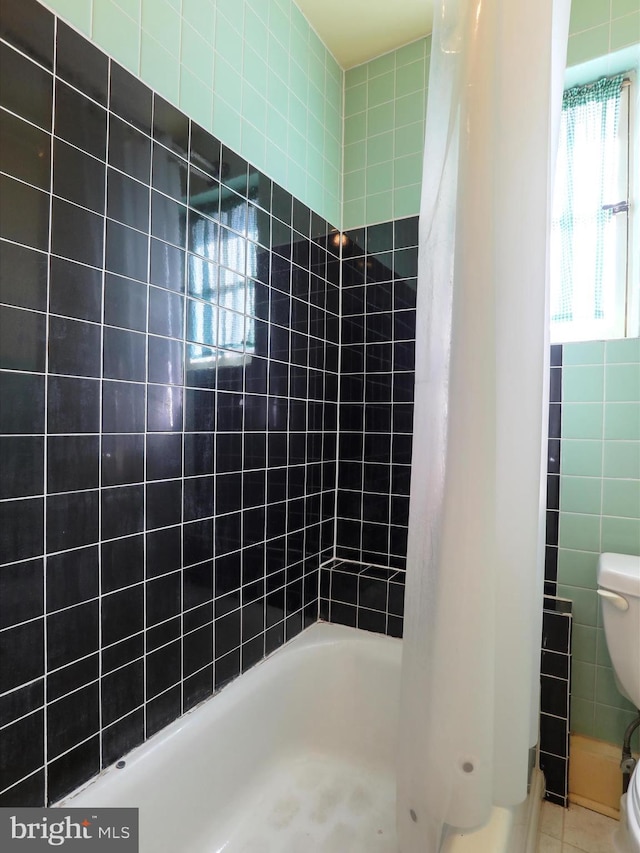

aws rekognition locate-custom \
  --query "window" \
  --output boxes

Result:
[550,72,634,343]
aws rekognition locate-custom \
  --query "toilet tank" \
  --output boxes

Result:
[597,553,640,710]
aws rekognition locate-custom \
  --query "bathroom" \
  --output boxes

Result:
[0,0,638,850]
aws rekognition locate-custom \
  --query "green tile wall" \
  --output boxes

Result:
[43,0,343,226]
[558,339,640,746]
[343,0,640,230]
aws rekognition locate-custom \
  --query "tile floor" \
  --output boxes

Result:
[537,801,619,853]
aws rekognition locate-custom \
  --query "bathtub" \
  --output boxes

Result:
[61,622,543,852]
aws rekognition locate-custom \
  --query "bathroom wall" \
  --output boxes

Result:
[0,0,339,805]
[342,0,640,230]
[556,338,640,747]
[41,0,343,226]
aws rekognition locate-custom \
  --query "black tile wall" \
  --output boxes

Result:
[0,0,338,807]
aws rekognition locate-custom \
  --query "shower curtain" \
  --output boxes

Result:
[397,1,570,850]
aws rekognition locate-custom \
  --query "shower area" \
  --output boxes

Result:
[3,0,633,849]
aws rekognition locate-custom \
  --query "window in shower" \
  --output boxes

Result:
[550,71,636,343]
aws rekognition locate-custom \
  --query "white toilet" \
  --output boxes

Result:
[597,552,640,853]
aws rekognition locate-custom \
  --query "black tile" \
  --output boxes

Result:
[0,0,54,69]
[0,709,44,795]
[146,572,180,626]
[146,433,182,481]
[0,768,45,807]
[49,737,100,800]
[0,174,49,251]
[146,685,181,738]
[0,306,45,372]
[550,344,563,367]
[0,678,43,728]
[108,114,151,183]
[146,479,182,530]
[47,376,100,434]
[0,371,44,434]
[152,142,188,200]
[190,123,221,178]
[0,497,43,564]
[46,490,99,553]
[0,240,48,311]
[148,286,184,338]
[46,654,98,703]
[214,609,240,657]
[543,611,570,653]
[0,436,44,499]
[540,674,569,718]
[51,197,104,268]
[271,184,291,225]
[147,384,183,432]
[104,273,147,333]
[101,534,144,593]
[184,432,214,476]
[101,484,144,540]
[150,238,185,293]
[145,526,181,579]
[151,191,187,248]
[146,640,181,699]
[102,708,144,769]
[102,585,144,646]
[0,557,43,629]
[102,380,146,433]
[105,220,148,283]
[56,20,108,104]
[107,168,150,232]
[215,510,241,555]
[0,618,44,694]
[550,367,562,403]
[103,326,146,382]
[102,433,144,487]
[48,315,102,378]
[53,138,105,213]
[0,109,51,190]
[49,256,103,323]
[153,95,189,157]
[394,217,419,248]
[47,601,98,672]
[54,79,106,159]
[47,682,99,761]
[46,545,99,612]
[184,476,214,522]
[539,753,567,801]
[101,659,144,727]
[110,63,152,134]
[0,41,52,130]
[183,623,214,677]
[148,335,184,385]
[183,519,213,566]
[357,607,386,634]
[47,435,99,493]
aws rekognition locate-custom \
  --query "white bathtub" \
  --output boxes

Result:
[61,623,543,852]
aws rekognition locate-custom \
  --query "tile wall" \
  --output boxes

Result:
[0,3,339,806]
[37,0,343,225]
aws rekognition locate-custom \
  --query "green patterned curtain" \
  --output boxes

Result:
[551,73,624,327]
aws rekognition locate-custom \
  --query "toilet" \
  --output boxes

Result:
[598,552,640,853]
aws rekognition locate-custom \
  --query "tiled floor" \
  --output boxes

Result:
[537,801,619,852]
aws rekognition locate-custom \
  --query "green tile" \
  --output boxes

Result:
[366,162,392,195]
[140,33,179,103]
[243,84,267,134]
[212,93,241,152]
[92,0,140,72]
[394,121,424,158]
[289,60,309,104]
[343,197,366,232]
[366,132,393,166]
[287,126,307,169]
[182,0,216,43]
[395,90,425,128]
[594,703,640,746]
[602,479,640,519]
[266,69,289,114]
[611,12,640,50]
[558,512,601,552]
[288,93,307,135]
[345,83,367,117]
[612,0,639,16]
[344,113,367,147]
[141,0,180,57]
[604,403,640,440]
[367,52,395,79]
[48,0,92,34]
[558,584,599,626]
[367,103,394,137]
[570,697,596,737]
[265,106,287,152]
[215,12,243,67]
[562,364,604,402]
[395,38,427,67]
[396,59,426,98]
[562,402,603,439]
[267,33,289,83]
[595,627,612,667]
[368,72,395,109]
[287,156,306,204]
[560,439,603,477]
[214,55,242,112]
[264,139,287,187]
[557,548,599,588]
[346,64,368,88]
[179,68,212,130]
[394,152,422,189]
[365,191,393,225]
[601,516,640,555]
[112,0,140,23]
[605,337,640,363]
[563,341,605,365]
[572,624,597,664]
[560,476,602,515]
[603,441,640,478]
[605,363,640,402]
[569,0,610,33]
[596,664,637,711]
[567,24,610,66]
[181,23,214,86]
[243,46,268,98]
[393,184,421,220]
[241,119,266,171]
[216,0,244,34]
[572,660,596,701]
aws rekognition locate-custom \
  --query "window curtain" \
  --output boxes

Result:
[551,74,624,326]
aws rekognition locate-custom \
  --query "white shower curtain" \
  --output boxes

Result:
[397,1,570,850]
